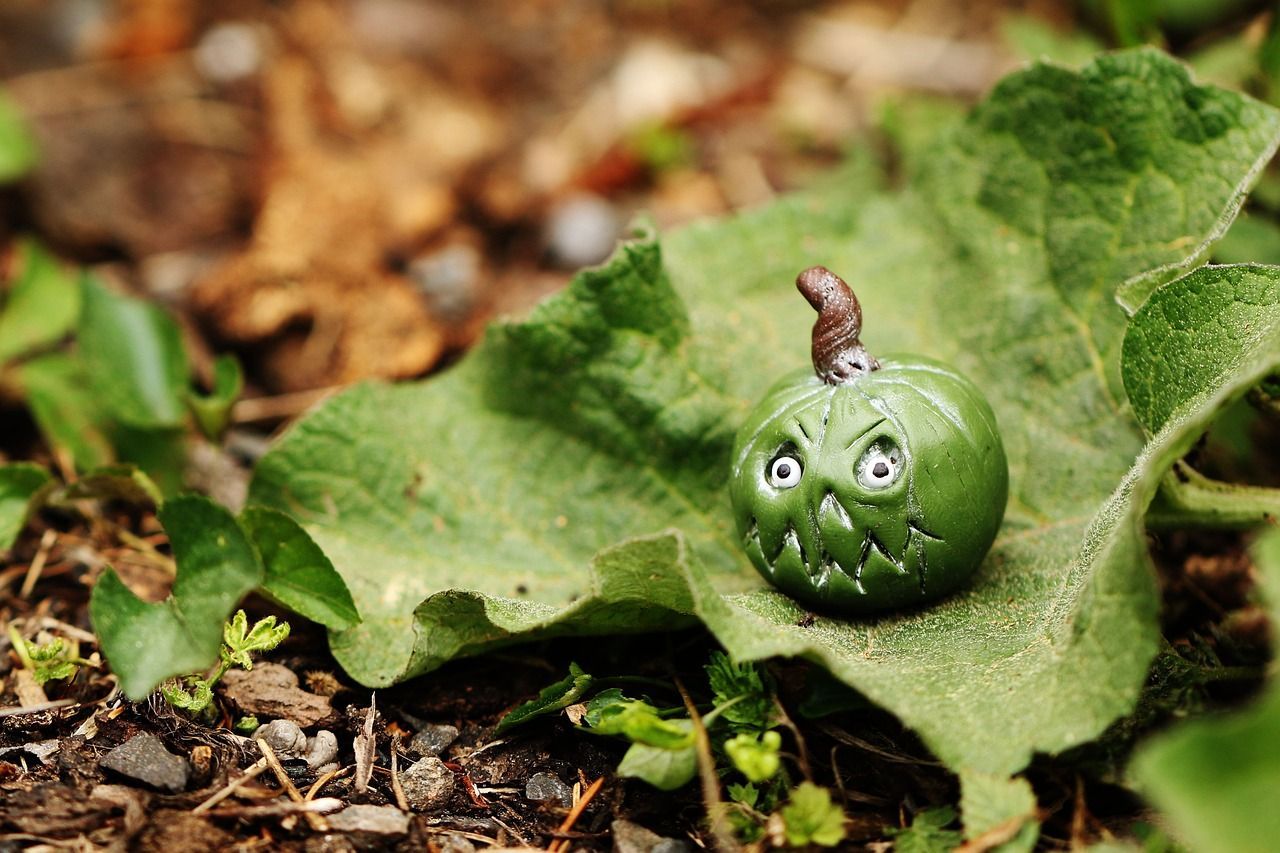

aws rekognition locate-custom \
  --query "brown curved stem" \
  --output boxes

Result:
[796,266,879,384]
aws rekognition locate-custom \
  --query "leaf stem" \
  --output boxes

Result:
[1145,463,1280,530]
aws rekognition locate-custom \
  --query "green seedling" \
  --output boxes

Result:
[777,782,847,848]
[8,625,96,686]
[160,610,289,721]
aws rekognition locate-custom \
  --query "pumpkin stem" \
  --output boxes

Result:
[796,266,879,384]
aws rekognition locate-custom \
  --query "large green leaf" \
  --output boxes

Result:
[1130,527,1280,853]
[249,50,1280,782]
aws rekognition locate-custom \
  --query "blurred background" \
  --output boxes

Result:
[0,0,1276,421]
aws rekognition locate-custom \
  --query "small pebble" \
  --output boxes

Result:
[408,244,481,322]
[195,22,265,83]
[398,755,455,811]
[99,733,190,793]
[525,771,573,809]
[327,804,410,836]
[544,193,621,269]
[408,723,459,757]
[611,819,692,853]
[304,730,339,769]
[254,719,307,759]
[433,833,477,853]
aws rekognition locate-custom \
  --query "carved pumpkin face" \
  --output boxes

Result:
[729,268,1008,614]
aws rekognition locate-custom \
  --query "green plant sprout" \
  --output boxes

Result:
[500,651,846,845]
[160,610,289,720]
[776,782,847,848]
[7,624,96,686]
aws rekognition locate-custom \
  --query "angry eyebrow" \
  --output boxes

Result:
[845,416,887,450]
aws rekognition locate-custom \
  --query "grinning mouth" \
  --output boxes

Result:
[744,493,941,595]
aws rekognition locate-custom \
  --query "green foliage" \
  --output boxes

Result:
[959,771,1039,853]
[0,251,244,493]
[614,723,697,790]
[7,626,94,686]
[78,277,190,430]
[0,241,79,366]
[495,662,594,734]
[0,463,52,551]
[705,651,773,733]
[247,54,1280,820]
[779,782,846,848]
[187,355,243,442]
[724,730,781,783]
[586,689,693,749]
[0,91,36,182]
[90,495,356,699]
[161,610,290,718]
[1129,528,1280,853]
[887,807,964,853]
[241,507,360,631]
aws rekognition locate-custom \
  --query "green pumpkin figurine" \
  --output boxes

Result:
[729,267,1008,614]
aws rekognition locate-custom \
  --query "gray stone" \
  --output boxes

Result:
[398,755,455,811]
[99,733,190,793]
[432,833,476,853]
[545,193,621,269]
[254,719,307,759]
[0,739,59,764]
[611,819,691,853]
[408,723,459,757]
[304,730,339,769]
[326,804,409,836]
[526,771,573,809]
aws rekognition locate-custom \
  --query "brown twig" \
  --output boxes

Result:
[675,677,740,853]
[192,757,270,814]
[305,764,351,801]
[547,776,604,853]
[19,530,58,599]
[232,387,343,424]
[257,739,329,832]
[389,734,410,812]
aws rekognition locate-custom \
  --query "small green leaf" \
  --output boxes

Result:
[724,730,781,783]
[0,462,52,551]
[496,662,593,734]
[78,277,189,429]
[187,355,243,441]
[706,651,774,733]
[727,782,759,808]
[90,495,264,698]
[0,241,80,365]
[1129,528,1280,853]
[887,806,963,853]
[19,353,115,471]
[780,782,846,848]
[0,92,36,182]
[161,676,214,714]
[959,771,1039,853]
[615,722,697,791]
[221,610,289,669]
[240,507,360,631]
[587,692,694,749]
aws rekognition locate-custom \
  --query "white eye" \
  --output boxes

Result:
[857,443,902,489]
[768,455,803,488]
